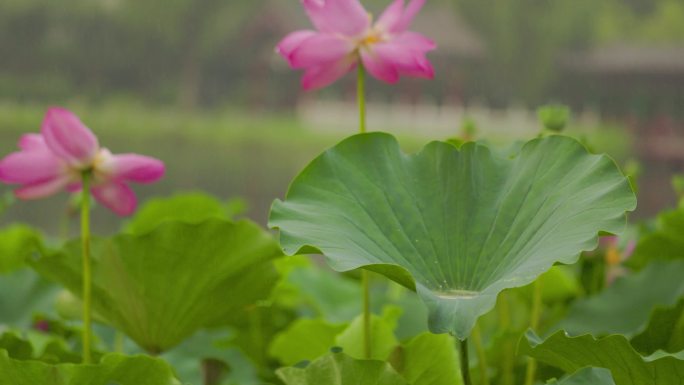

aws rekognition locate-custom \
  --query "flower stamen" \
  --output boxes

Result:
[361,31,383,47]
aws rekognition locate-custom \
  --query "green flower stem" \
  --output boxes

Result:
[472,324,490,385]
[81,172,93,364]
[459,338,473,385]
[524,279,543,385]
[358,64,366,134]
[499,293,515,385]
[358,63,372,359]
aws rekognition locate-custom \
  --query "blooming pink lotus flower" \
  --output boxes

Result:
[0,107,165,216]
[277,0,436,90]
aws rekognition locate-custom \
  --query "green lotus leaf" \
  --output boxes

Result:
[279,260,362,323]
[517,266,580,304]
[269,305,402,366]
[0,225,57,329]
[269,318,347,366]
[555,261,684,337]
[0,225,42,273]
[124,192,246,234]
[335,306,402,360]
[392,333,463,385]
[0,332,33,360]
[272,323,463,385]
[31,219,282,353]
[270,133,635,338]
[631,297,684,355]
[0,269,58,327]
[521,330,684,385]
[161,329,254,385]
[0,330,85,364]
[0,349,179,385]
[550,367,615,385]
[276,351,408,385]
[628,208,684,270]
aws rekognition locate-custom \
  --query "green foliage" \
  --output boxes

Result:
[276,351,409,385]
[335,306,402,361]
[521,266,580,304]
[31,219,282,353]
[269,306,401,365]
[278,333,462,385]
[0,225,42,273]
[0,331,81,364]
[269,312,463,384]
[0,333,34,360]
[392,333,463,385]
[549,367,615,385]
[0,349,179,385]
[521,330,684,385]
[270,133,635,339]
[274,258,363,323]
[629,209,684,269]
[0,332,177,384]
[269,319,346,366]
[124,192,246,234]
[631,298,684,355]
[0,269,59,327]
[556,261,684,336]
[161,329,259,385]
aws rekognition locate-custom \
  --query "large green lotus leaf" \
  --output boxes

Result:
[550,367,615,385]
[631,298,684,355]
[628,209,684,270]
[276,351,408,385]
[0,350,179,385]
[270,133,635,338]
[31,219,282,353]
[554,261,684,337]
[521,331,684,385]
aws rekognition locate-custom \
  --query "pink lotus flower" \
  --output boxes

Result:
[0,107,165,216]
[277,0,436,90]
